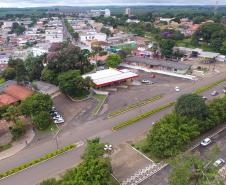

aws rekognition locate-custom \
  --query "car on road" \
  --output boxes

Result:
[213,158,225,167]
[201,138,211,146]
[211,91,219,96]
[50,107,64,124]
[175,86,180,92]
[141,79,154,85]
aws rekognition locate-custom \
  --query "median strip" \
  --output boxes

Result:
[192,77,226,94]
[108,95,163,118]
[112,102,175,131]
[112,77,226,131]
[0,144,76,179]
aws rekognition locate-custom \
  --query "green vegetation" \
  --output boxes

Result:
[169,150,224,185]
[112,102,175,131]
[9,22,25,35]
[0,144,76,179]
[92,94,107,116]
[105,54,122,68]
[138,94,226,159]
[0,77,5,84]
[58,70,93,99]
[0,143,12,152]
[32,111,53,130]
[64,19,79,40]
[41,138,113,185]
[175,94,208,119]
[108,95,163,118]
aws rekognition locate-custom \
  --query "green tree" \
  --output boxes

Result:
[175,94,208,119]
[2,67,16,80]
[24,55,44,81]
[105,54,121,68]
[210,38,223,52]
[82,138,105,160]
[169,152,224,185]
[3,105,21,123]
[15,59,28,84]
[144,113,199,158]
[159,39,175,58]
[9,120,25,140]
[41,67,58,85]
[20,93,53,117]
[58,70,92,98]
[220,40,226,54]
[32,111,52,130]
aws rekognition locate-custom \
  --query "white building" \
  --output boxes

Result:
[31,47,48,57]
[125,8,131,16]
[104,9,111,17]
[90,9,111,17]
[80,31,107,42]
[0,55,9,64]
[45,29,63,43]
[3,21,14,29]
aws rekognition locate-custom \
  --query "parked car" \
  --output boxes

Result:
[54,117,64,124]
[50,107,64,124]
[213,158,225,167]
[200,138,211,146]
[202,96,208,101]
[141,79,154,85]
[211,91,219,96]
[175,86,180,92]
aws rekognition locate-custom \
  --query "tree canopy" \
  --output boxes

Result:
[105,54,121,68]
[175,94,208,119]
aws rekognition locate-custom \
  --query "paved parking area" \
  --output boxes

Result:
[53,94,95,123]
[105,72,191,114]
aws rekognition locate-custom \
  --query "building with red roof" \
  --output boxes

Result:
[0,84,33,106]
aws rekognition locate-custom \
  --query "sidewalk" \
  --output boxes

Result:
[0,128,35,161]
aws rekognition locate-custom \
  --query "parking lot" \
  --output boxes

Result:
[105,71,191,114]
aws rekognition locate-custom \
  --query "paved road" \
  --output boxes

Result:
[1,72,226,185]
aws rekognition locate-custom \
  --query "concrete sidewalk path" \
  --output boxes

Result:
[0,128,35,161]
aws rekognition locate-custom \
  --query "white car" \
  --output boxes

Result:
[202,96,208,101]
[175,86,180,92]
[213,158,225,167]
[141,79,154,85]
[211,91,219,96]
[200,138,211,146]
[54,117,64,124]
[223,88,226,93]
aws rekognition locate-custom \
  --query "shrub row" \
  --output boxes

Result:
[0,144,76,179]
[192,77,226,94]
[112,102,175,131]
[108,95,163,118]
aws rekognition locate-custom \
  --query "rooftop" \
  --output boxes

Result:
[4,84,33,101]
[82,68,138,87]
[124,56,191,70]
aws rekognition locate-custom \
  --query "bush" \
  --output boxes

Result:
[32,111,53,130]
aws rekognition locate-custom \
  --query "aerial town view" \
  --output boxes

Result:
[1,0,226,185]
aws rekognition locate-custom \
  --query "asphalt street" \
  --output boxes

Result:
[1,72,226,185]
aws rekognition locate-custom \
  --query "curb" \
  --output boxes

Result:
[0,141,84,181]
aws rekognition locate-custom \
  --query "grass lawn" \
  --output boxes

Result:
[109,175,120,185]
[92,94,107,115]
[0,143,12,152]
